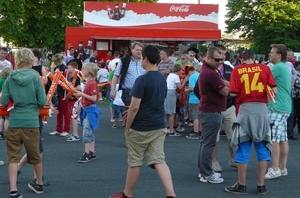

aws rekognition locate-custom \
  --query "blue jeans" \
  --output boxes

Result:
[198,111,222,177]
[287,95,294,137]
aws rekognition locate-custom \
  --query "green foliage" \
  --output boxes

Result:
[225,0,300,54]
[0,0,157,53]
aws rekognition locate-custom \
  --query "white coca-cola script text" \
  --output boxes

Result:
[169,5,190,12]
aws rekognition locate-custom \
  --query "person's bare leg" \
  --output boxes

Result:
[258,161,267,185]
[4,119,9,132]
[154,163,176,196]
[270,142,280,170]
[114,118,118,127]
[228,140,235,161]
[237,163,247,186]
[168,115,175,132]
[33,163,43,185]
[279,141,289,170]
[212,143,218,162]
[9,163,18,191]
[193,119,199,132]
[124,166,141,197]
[18,154,28,171]
[72,119,78,136]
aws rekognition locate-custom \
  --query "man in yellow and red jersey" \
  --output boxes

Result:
[225,50,277,195]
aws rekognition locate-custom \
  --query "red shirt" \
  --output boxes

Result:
[230,63,276,114]
[198,62,227,112]
[82,80,99,107]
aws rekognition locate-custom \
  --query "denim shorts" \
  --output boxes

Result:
[83,117,95,143]
[235,140,271,164]
[113,105,126,119]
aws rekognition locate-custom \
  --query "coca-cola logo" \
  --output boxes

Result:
[169,5,190,12]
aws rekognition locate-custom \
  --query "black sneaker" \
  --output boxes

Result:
[225,182,247,195]
[257,185,267,195]
[28,181,43,194]
[89,151,96,160]
[9,192,23,198]
[186,132,200,139]
[32,176,50,186]
[78,152,91,163]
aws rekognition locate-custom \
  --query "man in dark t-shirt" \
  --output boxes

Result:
[109,45,177,198]
[197,47,229,184]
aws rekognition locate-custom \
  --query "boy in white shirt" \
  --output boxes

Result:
[112,84,125,128]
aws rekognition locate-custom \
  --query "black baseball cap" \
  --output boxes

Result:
[239,50,254,59]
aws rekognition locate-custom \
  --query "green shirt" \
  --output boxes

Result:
[108,70,115,81]
[1,69,46,127]
[0,78,5,92]
[268,61,291,113]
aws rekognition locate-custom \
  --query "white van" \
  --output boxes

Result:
[294,52,300,61]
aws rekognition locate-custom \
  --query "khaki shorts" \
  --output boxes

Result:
[126,128,167,168]
[188,104,199,121]
[221,105,236,140]
[5,128,41,164]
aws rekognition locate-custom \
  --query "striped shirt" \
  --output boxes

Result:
[114,57,146,89]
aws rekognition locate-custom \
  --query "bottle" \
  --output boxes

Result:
[113,4,120,21]
[78,41,84,60]
[120,3,126,19]
[107,7,113,19]
[84,40,93,60]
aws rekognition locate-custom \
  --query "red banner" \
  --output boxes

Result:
[84,2,218,29]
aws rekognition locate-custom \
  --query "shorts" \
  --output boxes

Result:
[113,105,126,119]
[165,89,176,115]
[269,110,290,142]
[221,105,236,140]
[126,128,167,168]
[5,128,41,164]
[188,104,198,121]
[109,100,114,108]
[235,140,271,164]
[83,117,95,143]
[69,100,79,119]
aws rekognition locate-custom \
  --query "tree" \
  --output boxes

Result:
[225,0,300,54]
[0,0,157,53]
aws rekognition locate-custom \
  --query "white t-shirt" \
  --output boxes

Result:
[113,84,125,106]
[0,59,12,72]
[108,58,120,71]
[97,68,109,83]
[166,73,180,89]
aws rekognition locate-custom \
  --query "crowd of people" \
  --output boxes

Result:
[0,42,298,198]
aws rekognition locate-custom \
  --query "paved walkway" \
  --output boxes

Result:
[0,103,299,197]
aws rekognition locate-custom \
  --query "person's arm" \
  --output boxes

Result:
[125,96,141,134]
[110,75,119,100]
[1,80,10,107]
[176,76,188,90]
[160,69,171,76]
[219,86,229,96]
[74,91,97,102]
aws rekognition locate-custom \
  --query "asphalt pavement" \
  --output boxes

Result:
[0,102,299,198]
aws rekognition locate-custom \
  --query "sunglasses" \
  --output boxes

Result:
[211,57,223,62]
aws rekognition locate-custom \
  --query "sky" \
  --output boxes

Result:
[158,0,227,32]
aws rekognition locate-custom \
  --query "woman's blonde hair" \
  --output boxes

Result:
[82,63,98,78]
[14,48,35,69]
[52,53,64,63]
[0,67,12,79]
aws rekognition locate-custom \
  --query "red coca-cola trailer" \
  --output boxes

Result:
[65,2,221,61]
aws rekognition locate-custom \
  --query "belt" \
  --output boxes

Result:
[122,88,131,92]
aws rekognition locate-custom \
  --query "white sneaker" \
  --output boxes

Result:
[110,118,114,122]
[60,132,69,137]
[212,161,222,172]
[0,161,4,166]
[119,119,123,122]
[198,172,221,178]
[175,126,185,132]
[200,175,224,183]
[280,168,288,176]
[49,131,59,136]
[265,168,281,179]
[66,135,80,142]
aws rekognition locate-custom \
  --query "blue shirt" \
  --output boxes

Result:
[130,71,166,131]
[114,57,146,89]
[188,72,200,104]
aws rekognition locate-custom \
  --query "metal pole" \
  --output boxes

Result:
[198,0,201,3]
